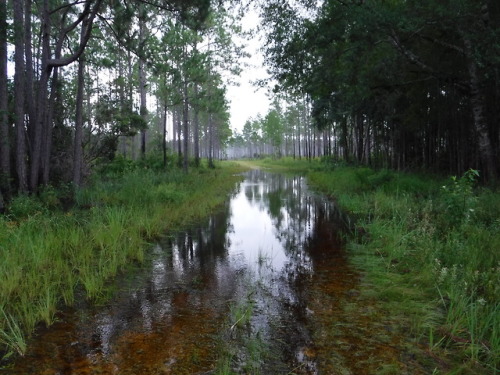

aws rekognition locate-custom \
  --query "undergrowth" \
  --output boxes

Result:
[0,159,244,360]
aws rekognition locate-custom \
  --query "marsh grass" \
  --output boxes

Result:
[258,159,499,374]
[215,288,270,375]
[0,161,245,360]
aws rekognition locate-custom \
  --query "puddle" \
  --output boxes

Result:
[1,170,414,374]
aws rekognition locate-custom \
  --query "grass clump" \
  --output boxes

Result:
[0,159,245,360]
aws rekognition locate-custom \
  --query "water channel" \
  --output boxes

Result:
[3,170,411,374]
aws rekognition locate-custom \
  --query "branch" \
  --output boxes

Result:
[417,34,465,55]
[47,0,104,68]
[50,0,88,15]
[97,14,143,60]
[388,29,434,72]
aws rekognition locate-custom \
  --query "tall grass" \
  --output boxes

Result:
[320,167,498,373]
[260,159,499,374]
[0,160,245,359]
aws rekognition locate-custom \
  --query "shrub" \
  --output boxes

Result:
[7,195,47,220]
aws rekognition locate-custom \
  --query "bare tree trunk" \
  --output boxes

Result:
[73,25,87,187]
[208,114,214,168]
[0,0,10,197]
[24,0,35,146]
[42,67,57,185]
[163,103,168,168]
[138,8,147,157]
[176,105,182,167]
[297,116,301,159]
[193,84,200,167]
[463,36,497,182]
[13,0,27,192]
[41,31,63,185]
[30,0,51,191]
[182,78,189,173]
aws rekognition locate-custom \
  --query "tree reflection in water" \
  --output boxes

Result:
[7,170,373,375]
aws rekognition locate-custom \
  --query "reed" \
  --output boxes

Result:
[0,161,244,360]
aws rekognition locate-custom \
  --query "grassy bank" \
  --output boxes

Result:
[0,160,245,359]
[255,158,499,374]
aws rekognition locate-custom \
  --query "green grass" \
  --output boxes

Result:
[0,160,246,360]
[215,289,270,375]
[253,158,499,374]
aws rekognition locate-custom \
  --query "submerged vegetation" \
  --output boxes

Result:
[256,158,499,374]
[0,159,244,360]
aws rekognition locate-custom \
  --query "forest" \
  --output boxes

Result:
[1,0,499,208]
[0,0,499,374]
[232,0,500,183]
[0,0,245,209]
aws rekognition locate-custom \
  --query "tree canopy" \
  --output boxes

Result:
[0,0,244,199]
[259,0,500,181]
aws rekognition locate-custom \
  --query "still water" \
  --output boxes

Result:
[3,170,410,374]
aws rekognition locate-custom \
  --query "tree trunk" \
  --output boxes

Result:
[138,9,147,157]
[0,0,10,197]
[73,25,87,187]
[24,0,35,147]
[176,105,182,167]
[193,84,200,167]
[463,36,497,182]
[182,78,189,173]
[208,114,214,168]
[13,0,28,193]
[163,103,168,168]
[41,67,57,185]
[30,0,51,191]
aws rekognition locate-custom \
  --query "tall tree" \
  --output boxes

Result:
[73,22,88,187]
[0,0,9,199]
[261,0,500,180]
[138,4,148,157]
[12,0,27,192]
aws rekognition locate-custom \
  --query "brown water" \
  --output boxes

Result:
[1,170,416,374]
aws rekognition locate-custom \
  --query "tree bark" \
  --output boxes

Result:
[0,0,10,197]
[208,114,214,168]
[73,23,88,187]
[163,103,168,168]
[24,0,35,147]
[182,77,189,173]
[193,84,200,167]
[463,36,497,182]
[42,66,58,185]
[30,0,51,191]
[138,6,147,157]
[13,0,28,193]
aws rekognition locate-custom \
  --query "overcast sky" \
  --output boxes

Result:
[226,8,271,133]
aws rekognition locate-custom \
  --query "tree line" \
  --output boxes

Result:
[249,0,499,182]
[0,0,243,209]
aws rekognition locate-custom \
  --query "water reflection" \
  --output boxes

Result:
[5,170,354,375]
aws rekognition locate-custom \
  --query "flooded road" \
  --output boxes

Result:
[3,170,412,374]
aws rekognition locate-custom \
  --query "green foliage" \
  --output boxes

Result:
[313,167,499,373]
[261,0,500,179]
[440,169,479,227]
[258,160,499,373]
[0,161,244,359]
[7,194,47,220]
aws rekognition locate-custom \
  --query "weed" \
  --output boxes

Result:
[440,169,479,227]
[0,307,26,357]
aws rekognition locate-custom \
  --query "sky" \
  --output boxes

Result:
[226,8,271,133]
